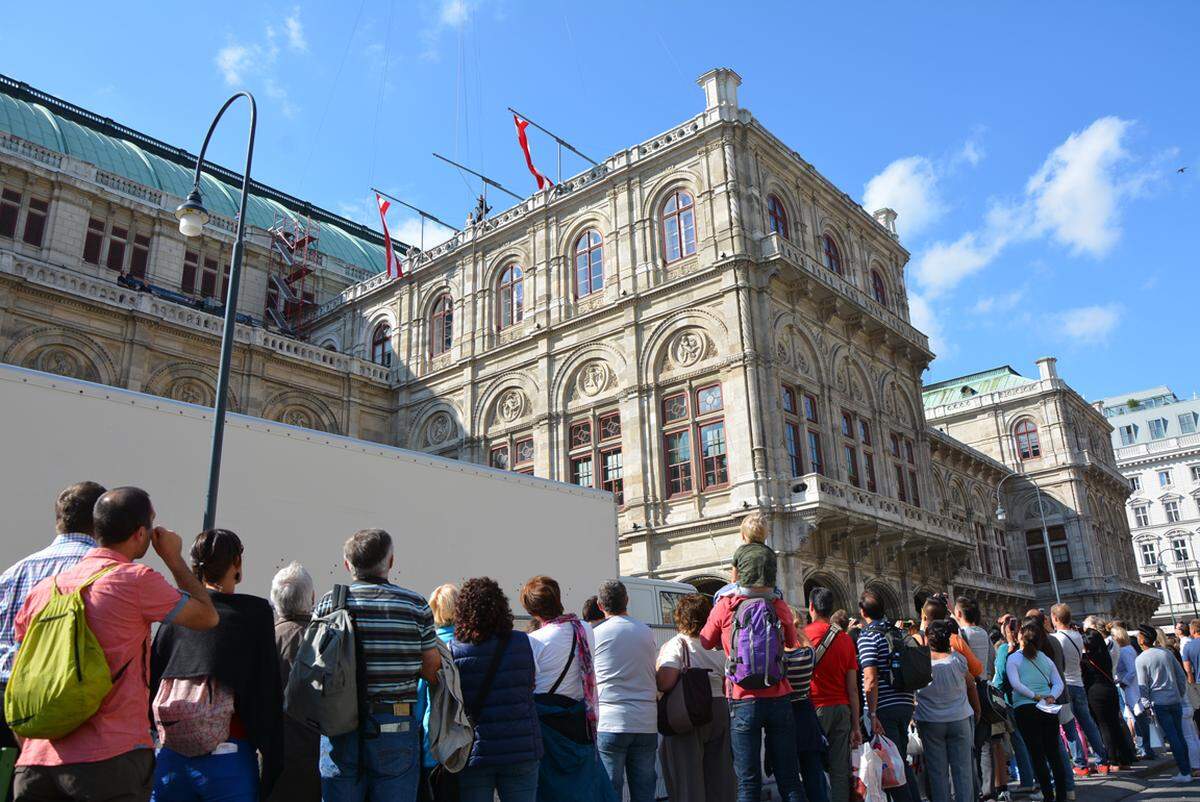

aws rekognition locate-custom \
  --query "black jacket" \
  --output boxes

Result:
[151,592,284,800]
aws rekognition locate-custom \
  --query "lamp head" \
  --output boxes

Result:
[174,188,209,238]
[994,504,1006,521]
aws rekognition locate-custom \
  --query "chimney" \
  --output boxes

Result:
[1035,356,1058,380]
[696,67,742,123]
[873,208,898,238]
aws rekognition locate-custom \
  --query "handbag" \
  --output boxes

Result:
[534,629,591,745]
[657,638,714,736]
[152,676,235,757]
[977,677,1010,725]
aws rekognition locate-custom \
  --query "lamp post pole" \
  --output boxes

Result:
[1159,545,1179,629]
[174,92,257,531]
[996,469,1062,605]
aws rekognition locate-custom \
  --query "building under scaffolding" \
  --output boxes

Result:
[265,213,320,336]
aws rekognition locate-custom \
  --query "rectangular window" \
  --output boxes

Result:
[570,456,594,488]
[1160,470,1173,487]
[514,438,534,468]
[83,218,104,264]
[862,453,877,492]
[904,439,915,464]
[1026,525,1072,583]
[994,528,1011,578]
[781,385,797,415]
[908,470,921,508]
[858,419,872,446]
[807,431,824,476]
[1150,418,1168,439]
[105,226,127,271]
[889,433,901,458]
[129,234,150,279]
[1182,414,1198,435]
[601,448,624,506]
[803,394,819,423]
[785,422,803,477]
[0,188,19,238]
[1141,542,1157,567]
[1128,475,1141,491]
[662,392,688,423]
[844,445,860,488]
[699,422,728,489]
[841,411,854,438]
[1172,537,1189,562]
[1192,466,1200,483]
[201,257,218,298]
[22,198,48,247]
[665,430,693,496]
[1166,501,1182,523]
[182,251,199,294]
[598,412,621,442]
[569,421,592,450]
[1119,425,1137,446]
[894,464,908,503]
[1134,506,1150,527]
[489,446,509,470]
[1182,576,1198,604]
[696,385,723,415]
[1149,580,1163,602]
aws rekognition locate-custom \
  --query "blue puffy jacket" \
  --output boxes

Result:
[450,630,543,767]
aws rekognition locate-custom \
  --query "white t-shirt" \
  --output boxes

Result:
[1052,629,1085,687]
[657,633,726,698]
[528,620,597,700]
[593,615,658,734]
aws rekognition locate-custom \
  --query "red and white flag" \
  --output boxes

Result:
[513,114,553,191]
[375,192,400,278]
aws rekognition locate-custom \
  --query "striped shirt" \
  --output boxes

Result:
[786,646,815,702]
[857,620,916,712]
[314,578,436,702]
[0,533,97,681]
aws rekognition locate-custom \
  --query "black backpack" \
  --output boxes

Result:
[873,623,932,693]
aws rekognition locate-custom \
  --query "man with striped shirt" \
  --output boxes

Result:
[313,529,441,802]
[857,589,919,802]
[0,481,106,751]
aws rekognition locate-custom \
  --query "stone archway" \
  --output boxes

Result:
[803,572,850,614]
[684,575,728,597]
[864,580,904,621]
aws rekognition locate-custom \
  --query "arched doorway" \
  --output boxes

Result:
[864,581,904,621]
[913,586,939,618]
[803,572,849,614]
[684,575,728,597]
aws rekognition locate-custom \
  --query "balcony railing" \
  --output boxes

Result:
[1117,432,1200,460]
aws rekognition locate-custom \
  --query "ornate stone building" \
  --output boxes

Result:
[0,68,1152,622]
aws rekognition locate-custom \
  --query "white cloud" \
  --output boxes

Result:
[908,291,950,357]
[439,0,472,27]
[393,216,456,250]
[421,0,479,60]
[215,43,255,85]
[863,156,945,239]
[284,8,308,52]
[972,288,1025,315]
[1055,304,1122,343]
[911,116,1142,298]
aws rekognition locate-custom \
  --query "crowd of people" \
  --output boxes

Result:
[1,490,1198,802]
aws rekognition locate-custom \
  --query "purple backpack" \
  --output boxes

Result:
[726,598,786,690]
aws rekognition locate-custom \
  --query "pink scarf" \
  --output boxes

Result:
[546,614,598,737]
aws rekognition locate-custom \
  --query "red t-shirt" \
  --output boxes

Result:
[699,595,799,700]
[804,621,859,708]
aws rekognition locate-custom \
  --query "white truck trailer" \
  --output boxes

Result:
[0,363,619,610]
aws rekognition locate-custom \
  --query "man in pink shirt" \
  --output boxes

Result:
[12,487,218,802]
[701,592,804,802]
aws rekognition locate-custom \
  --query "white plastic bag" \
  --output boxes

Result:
[856,743,886,802]
[873,733,907,789]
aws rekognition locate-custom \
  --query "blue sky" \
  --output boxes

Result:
[2,2,1196,401]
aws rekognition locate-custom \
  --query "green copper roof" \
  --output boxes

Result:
[922,365,1034,409]
[0,75,395,275]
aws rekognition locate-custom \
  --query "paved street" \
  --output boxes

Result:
[1066,758,1200,801]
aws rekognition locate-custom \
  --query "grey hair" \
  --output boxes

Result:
[344,528,393,579]
[270,561,314,617]
[597,579,629,616]
[1084,614,1109,633]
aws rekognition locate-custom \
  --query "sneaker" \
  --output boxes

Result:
[1028,793,1044,802]
[1071,766,1091,777]
[1170,773,1194,783]
[996,792,1013,802]
[1096,764,1114,774]
[1066,792,1076,801]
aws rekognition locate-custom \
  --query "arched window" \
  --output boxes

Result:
[661,190,696,263]
[430,294,453,357]
[370,324,392,367]
[574,230,604,297]
[1014,419,1041,460]
[767,195,789,239]
[870,269,888,305]
[821,234,843,275]
[497,264,523,329]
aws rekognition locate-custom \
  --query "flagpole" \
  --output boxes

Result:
[432,153,524,201]
[370,188,462,233]
[508,106,598,166]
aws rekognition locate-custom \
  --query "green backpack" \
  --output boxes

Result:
[4,565,120,739]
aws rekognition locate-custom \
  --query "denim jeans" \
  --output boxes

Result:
[875,705,919,802]
[1154,702,1193,776]
[152,739,259,802]
[596,731,657,802]
[457,759,540,802]
[916,717,973,802]
[320,711,420,802]
[797,748,828,802]
[730,697,805,802]
[1064,684,1108,765]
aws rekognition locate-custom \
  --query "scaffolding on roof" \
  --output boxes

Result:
[265,213,321,337]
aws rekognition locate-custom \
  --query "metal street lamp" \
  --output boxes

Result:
[174,92,257,531]
[996,469,1061,605]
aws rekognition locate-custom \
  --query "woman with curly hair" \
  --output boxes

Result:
[449,577,542,801]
